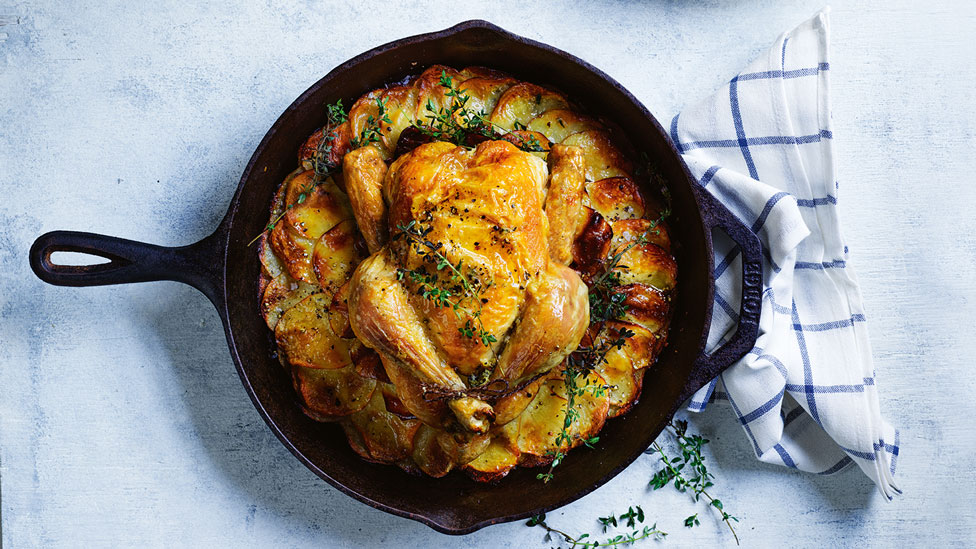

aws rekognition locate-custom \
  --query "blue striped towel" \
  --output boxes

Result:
[674,8,900,498]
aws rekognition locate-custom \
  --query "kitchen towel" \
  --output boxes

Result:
[674,8,900,498]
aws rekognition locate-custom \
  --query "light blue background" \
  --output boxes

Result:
[2,1,974,546]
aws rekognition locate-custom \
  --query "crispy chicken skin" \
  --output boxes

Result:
[346,140,589,433]
[262,66,679,480]
[545,144,587,265]
[342,147,389,253]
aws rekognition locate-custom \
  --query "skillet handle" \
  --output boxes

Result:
[685,186,764,393]
[29,230,224,307]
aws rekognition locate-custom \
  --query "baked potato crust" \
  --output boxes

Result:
[258,65,676,481]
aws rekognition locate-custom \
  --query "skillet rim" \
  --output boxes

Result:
[218,19,718,535]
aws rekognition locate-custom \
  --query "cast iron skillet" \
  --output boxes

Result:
[29,21,762,535]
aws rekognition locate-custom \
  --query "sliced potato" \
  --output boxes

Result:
[493,377,544,425]
[586,177,646,222]
[617,245,677,291]
[589,321,658,417]
[515,370,610,467]
[272,174,354,283]
[490,83,570,131]
[527,108,602,144]
[608,227,677,291]
[258,234,286,280]
[260,273,318,330]
[611,217,671,253]
[271,168,304,220]
[598,355,642,419]
[617,284,672,346]
[562,130,633,181]
[259,168,303,279]
[382,86,420,153]
[349,86,417,160]
[612,367,645,418]
[293,362,376,419]
[298,121,353,172]
[413,65,466,127]
[347,89,383,147]
[463,435,519,482]
[275,293,352,370]
[346,386,422,463]
[411,424,454,478]
[270,221,316,284]
[312,219,364,297]
[328,279,354,337]
[283,174,353,241]
[456,76,518,127]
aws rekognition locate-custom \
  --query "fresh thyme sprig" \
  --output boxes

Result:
[528,420,740,546]
[526,510,667,548]
[649,420,740,544]
[326,101,348,127]
[538,205,671,482]
[248,100,349,246]
[351,96,392,148]
[312,100,348,178]
[536,366,611,483]
[412,70,547,153]
[536,342,622,483]
[395,221,498,349]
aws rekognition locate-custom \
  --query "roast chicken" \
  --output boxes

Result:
[345,140,589,434]
[258,65,677,481]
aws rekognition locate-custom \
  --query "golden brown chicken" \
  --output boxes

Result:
[345,140,589,434]
[258,64,677,481]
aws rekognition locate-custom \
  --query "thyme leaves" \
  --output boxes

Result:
[395,221,497,349]
[412,70,547,153]
[649,420,740,544]
[351,96,391,149]
[528,420,741,546]
[538,205,672,482]
[526,510,667,548]
[247,100,349,246]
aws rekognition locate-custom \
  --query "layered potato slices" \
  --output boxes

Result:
[258,65,676,482]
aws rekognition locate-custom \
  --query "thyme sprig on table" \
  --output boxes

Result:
[247,100,349,246]
[394,221,498,349]
[528,420,740,546]
[413,70,547,153]
[526,508,667,548]
[649,420,740,544]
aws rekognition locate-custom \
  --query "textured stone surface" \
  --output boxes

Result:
[2,1,975,546]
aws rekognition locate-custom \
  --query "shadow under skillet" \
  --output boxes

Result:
[122,146,870,544]
[131,248,875,545]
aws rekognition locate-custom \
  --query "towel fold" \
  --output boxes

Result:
[673,8,900,498]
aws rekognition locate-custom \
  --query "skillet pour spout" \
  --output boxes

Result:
[28,20,762,535]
